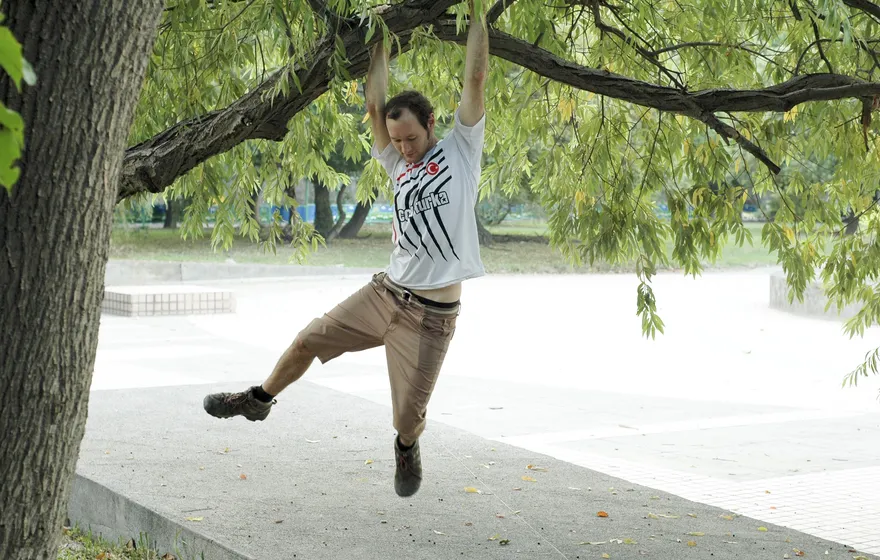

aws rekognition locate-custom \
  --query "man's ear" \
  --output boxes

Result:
[427,113,436,134]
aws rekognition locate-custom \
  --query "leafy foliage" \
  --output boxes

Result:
[0,14,35,194]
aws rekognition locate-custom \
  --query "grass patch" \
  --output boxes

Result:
[109,222,779,273]
[58,527,178,560]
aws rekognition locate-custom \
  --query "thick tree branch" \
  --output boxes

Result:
[432,23,880,174]
[118,0,459,201]
[432,24,880,113]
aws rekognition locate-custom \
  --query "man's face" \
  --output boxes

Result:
[387,108,435,164]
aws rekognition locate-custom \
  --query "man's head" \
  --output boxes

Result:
[383,90,436,163]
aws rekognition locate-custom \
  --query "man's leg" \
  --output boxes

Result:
[203,277,392,421]
[384,302,458,497]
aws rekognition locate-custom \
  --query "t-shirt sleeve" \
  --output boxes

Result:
[450,108,486,176]
[371,141,404,178]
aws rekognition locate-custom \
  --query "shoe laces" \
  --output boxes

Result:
[223,392,249,406]
[397,452,410,471]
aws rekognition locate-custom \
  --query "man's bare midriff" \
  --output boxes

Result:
[411,282,462,304]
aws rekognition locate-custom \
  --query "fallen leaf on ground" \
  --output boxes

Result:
[649,496,660,500]
[568,487,581,490]
[433,530,446,535]
[784,555,790,559]
[97,554,107,560]
[597,511,609,518]
[496,514,505,519]
[527,464,548,471]
[724,541,737,544]
[793,549,805,557]
[274,520,283,524]
[522,476,537,482]
[609,539,623,544]
[655,513,680,519]
[364,459,373,465]
[623,538,637,545]
[577,541,606,545]
[488,461,496,465]
[512,510,521,515]
[757,527,768,532]
[720,514,736,520]
[854,556,869,560]
[765,490,771,494]
[512,487,522,491]
[687,513,697,518]
[464,522,473,526]
[602,554,611,559]
[185,517,203,522]
[305,439,319,443]
[687,541,697,547]
[161,555,176,560]
[464,487,482,494]
[770,506,777,510]
[488,534,500,541]
[499,539,510,545]
[687,532,705,537]
[223,447,229,453]
[239,474,247,480]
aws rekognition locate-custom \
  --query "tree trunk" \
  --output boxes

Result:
[476,214,494,246]
[327,184,347,240]
[338,201,373,239]
[163,198,178,229]
[313,181,334,238]
[0,2,162,559]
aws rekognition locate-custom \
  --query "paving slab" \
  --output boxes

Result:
[72,382,879,560]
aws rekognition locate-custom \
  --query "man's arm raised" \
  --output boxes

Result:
[365,41,391,152]
[459,0,489,127]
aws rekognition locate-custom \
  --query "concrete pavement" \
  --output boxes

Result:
[72,267,880,558]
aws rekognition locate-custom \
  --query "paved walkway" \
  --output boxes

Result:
[81,268,880,558]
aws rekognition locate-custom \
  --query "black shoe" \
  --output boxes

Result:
[203,386,275,421]
[394,437,422,497]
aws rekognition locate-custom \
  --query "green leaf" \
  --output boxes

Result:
[0,26,23,89]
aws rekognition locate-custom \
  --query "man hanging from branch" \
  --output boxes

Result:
[202,0,489,498]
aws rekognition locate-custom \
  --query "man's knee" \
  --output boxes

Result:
[291,335,317,361]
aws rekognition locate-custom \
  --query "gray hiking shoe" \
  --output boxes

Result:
[203,386,275,421]
[394,437,422,497]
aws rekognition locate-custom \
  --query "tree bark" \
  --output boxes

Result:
[338,200,373,239]
[327,184,347,240]
[0,2,163,559]
[313,181,334,238]
[476,215,494,246]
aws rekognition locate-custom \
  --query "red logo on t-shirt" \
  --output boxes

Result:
[426,162,440,175]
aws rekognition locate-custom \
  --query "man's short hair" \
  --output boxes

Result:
[383,90,434,131]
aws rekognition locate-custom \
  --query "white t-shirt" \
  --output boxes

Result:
[371,109,487,290]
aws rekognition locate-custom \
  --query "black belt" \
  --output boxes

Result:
[378,274,460,313]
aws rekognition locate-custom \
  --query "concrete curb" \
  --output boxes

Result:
[68,474,254,560]
[769,272,861,321]
[105,259,380,286]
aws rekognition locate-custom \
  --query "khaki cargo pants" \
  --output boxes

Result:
[295,272,459,444]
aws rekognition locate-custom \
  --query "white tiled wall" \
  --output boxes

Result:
[102,289,234,316]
